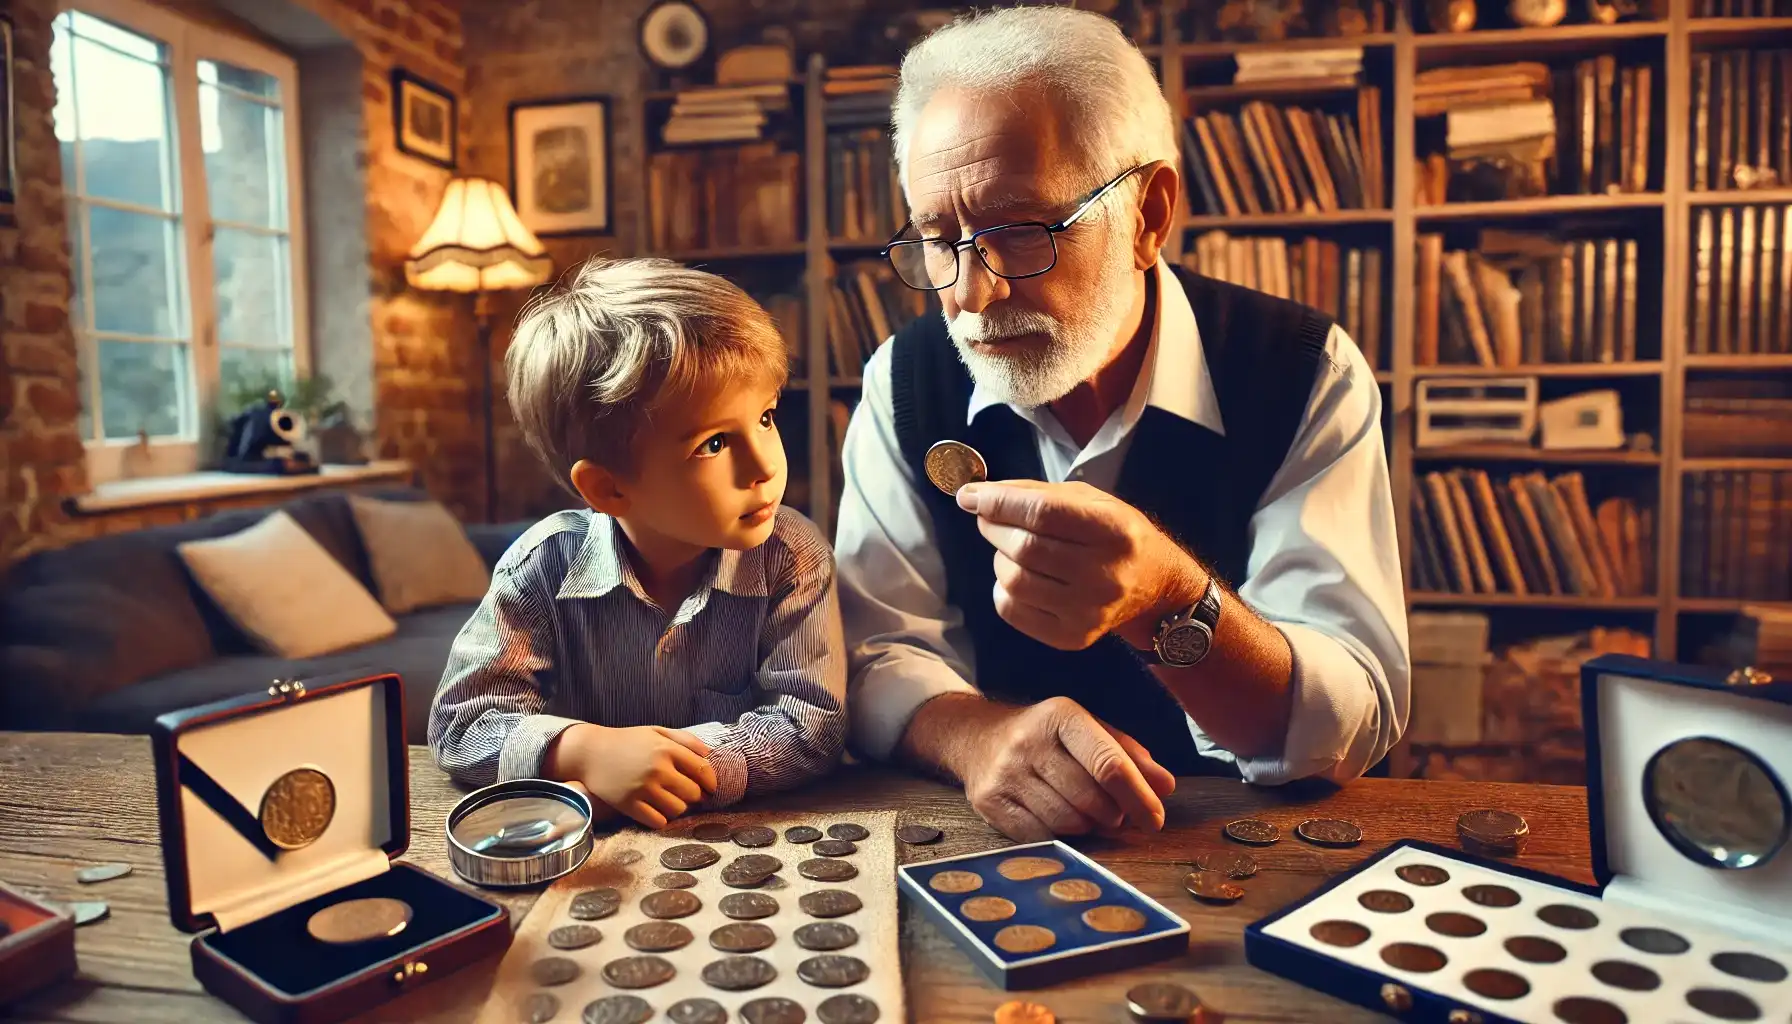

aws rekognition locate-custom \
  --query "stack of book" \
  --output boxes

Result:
[1181,231,1384,368]
[1690,49,1792,192]
[1180,91,1384,215]
[647,142,801,251]
[825,259,932,378]
[1681,470,1792,600]
[1230,47,1362,89]
[1415,230,1640,366]
[660,83,791,146]
[1689,204,1792,354]
[1684,378,1792,458]
[1410,468,1654,599]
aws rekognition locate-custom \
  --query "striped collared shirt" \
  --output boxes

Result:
[427,506,846,808]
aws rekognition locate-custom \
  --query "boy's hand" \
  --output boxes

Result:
[545,723,719,829]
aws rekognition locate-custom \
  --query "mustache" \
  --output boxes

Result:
[946,306,1061,345]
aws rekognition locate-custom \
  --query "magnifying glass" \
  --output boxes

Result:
[446,779,594,888]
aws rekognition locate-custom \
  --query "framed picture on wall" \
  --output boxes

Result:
[1,15,17,216]
[392,68,456,169]
[509,96,612,236]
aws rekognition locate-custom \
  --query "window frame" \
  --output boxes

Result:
[58,0,310,483]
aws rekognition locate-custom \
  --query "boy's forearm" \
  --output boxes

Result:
[688,708,846,806]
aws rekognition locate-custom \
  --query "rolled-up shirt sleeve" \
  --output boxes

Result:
[835,341,980,762]
[1199,324,1411,784]
[685,518,849,806]
[427,565,585,787]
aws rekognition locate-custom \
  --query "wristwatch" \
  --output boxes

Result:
[1134,578,1223,668]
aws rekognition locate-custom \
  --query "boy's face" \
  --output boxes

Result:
[606,370,787,554]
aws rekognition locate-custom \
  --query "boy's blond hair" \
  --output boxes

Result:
[506,257,788,491]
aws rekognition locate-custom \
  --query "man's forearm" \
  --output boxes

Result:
[1121,564,1295,760]
[893,691,1012,785]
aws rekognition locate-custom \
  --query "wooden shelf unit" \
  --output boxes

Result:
[641,0,1790,661]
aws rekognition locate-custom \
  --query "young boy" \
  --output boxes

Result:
[428,257,846,829]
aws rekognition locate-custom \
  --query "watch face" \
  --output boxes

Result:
[1159,622,1212,667]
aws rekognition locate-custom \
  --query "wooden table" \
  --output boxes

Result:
[0,733,1594,1023]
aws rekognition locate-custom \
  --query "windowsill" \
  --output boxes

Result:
[67,459,415,515]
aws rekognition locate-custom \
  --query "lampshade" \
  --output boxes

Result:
[404,178,554,292]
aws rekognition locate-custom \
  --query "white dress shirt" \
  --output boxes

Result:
[834,257,1410,784]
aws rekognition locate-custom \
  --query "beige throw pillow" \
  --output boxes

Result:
[177,510,398,659]
[348,495,491,615]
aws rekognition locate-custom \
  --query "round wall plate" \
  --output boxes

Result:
[640,1,710,71]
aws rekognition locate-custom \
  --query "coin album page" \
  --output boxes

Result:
[473,811,903,1024]
[1260,843,1792,1023]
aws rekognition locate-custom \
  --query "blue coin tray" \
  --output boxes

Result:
[897,839,1190,990]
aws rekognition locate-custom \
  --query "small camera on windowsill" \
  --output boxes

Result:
[221,390,319,476]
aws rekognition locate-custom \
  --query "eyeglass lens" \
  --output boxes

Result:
[889,224,1057,290]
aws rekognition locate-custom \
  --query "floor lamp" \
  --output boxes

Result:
[404,178,553,523]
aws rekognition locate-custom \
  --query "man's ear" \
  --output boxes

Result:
[1134,160,1180,270]
[570,459,631,517]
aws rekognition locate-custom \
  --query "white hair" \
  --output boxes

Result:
[890,5,1178,202]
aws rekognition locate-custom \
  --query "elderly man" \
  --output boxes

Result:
[833,6,1410,842]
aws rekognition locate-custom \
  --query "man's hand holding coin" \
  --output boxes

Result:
[953,479,1209,654]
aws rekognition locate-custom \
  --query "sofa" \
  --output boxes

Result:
[0,486,531,743]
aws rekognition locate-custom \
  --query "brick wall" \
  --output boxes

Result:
[0,0,479,565]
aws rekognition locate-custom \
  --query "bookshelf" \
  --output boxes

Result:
[640,0,1792,664]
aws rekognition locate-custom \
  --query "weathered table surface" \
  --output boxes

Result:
[0,732,1593,1023]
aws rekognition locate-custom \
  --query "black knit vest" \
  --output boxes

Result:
[888,266,1332,777]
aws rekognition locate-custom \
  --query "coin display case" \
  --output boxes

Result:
[897,839,1190,990]
[1245,653,1792,1024]
[151,671,510,1024]
[0,879,77,1006]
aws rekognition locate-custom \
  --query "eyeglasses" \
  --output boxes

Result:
[881,164,1148,292]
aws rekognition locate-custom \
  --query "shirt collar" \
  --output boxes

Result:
[556,511,769,602]
[966,257,1225,437]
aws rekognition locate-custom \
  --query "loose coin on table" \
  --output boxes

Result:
[640,889,701,919]
[654,871,697,889]
[548,923,602,950]
[929,870,983,894]
[1047,878,1101,902]
[896,824,942,845]
[692,822,734,843]
[1195,850,1258,879]
[1224,818,1280,845]
[701,955,778,991]
[75,863,132,884]
[667,998,729,1024]
[799,889,863,918]
[1083,905,1148,933]
[306,897,412,944]
[997,856,1064,881]
[581,994,653,1024]
[960,896,1017,922]
[741,997,807,1024]
[570,887,622,920]
[624,921,693,952]
[531,956,582,987]
[602,954,677,989]
[1126,982,1202,1023]
[827,822,870,842]
[662,843,722,871]
[71,901,110,926]
[813,839,858,858]
[798,953,871,988]
[1457,808,1530,855]
[794,921,859,951]
[710,922,777,953]
[800,857,859,882]
[1184,871,1244,903]
[519,991,559,1024]
[818,993,881,1024]
[732,825,778,848]
[1296,818,1363,847]
[994,1001,1055,1024]
[719,892,781,920]
[993,924,1057,954]
[925,439,988,496]
[784,826,822,844]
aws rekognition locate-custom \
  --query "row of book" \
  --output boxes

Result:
[1681,470,1792,601]
[1415,231,1640,367]
[827,130,904,244]
[1180,89,1386,216]
[824,261,931,378]
[1411,468,1655,599]
[1690,205,1792,354]
[1180,231,1385,369]
[1694,0,1792,13]
[1685,378,1792,458]
[646,143,801,252]
[1690,49,1792,192]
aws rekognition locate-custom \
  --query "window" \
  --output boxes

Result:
[51,0,307,481]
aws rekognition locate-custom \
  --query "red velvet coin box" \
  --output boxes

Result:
[898,839,1190,990]
[150,670,511,1024]
[1245,653,1792,1024]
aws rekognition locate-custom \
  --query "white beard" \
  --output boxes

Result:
[944,216,1137,409]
